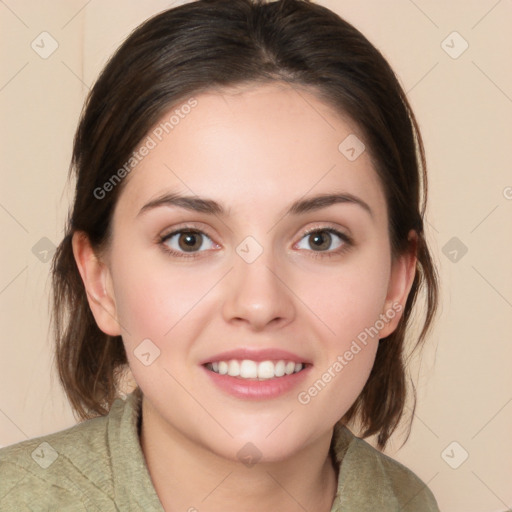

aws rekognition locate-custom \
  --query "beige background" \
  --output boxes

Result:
[1,1,511,510]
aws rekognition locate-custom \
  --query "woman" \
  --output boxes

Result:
[0,0,439,510]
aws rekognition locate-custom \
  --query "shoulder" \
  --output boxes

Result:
[332,425,439,511]
[0,401,120,510]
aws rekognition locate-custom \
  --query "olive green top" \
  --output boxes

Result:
[0,388,439,511]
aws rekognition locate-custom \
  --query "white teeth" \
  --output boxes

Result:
[228,360,240,377]
[240,360,258,379]
[257,361,275,379]
[285,361,295,375]
[274,360,285,377]
[208,359,304,380]
[218,361,228,375]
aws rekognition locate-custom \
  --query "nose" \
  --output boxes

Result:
[221,250,296,332]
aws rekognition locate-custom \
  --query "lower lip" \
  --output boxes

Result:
[202,365,311,400]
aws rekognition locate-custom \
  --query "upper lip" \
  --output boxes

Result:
[200,348,311,365]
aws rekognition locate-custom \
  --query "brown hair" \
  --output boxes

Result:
[52,0,438,448]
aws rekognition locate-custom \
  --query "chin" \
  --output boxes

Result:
[208,421,323,465]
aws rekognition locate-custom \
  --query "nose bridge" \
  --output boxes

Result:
[221,242,295,330]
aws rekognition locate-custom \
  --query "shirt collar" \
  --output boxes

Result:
[109,387,164,511]
[110,388,401,511]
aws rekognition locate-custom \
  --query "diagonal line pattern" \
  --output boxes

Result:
[407,0,439,28]
[201,471,233,502]
[61,61,91,90]
[0,266,27,296]
[0,407,29,439]
[266,410,294,438]
[163,367,233,438]
[406,62,439,95]
[471,266,512,309]
[265,266,336,335]
[289,84,337,131]
[405,405,439,439]
[470,204,499,233]
[471,471,510,509]
[0,474,27,501]
[426,219,439,234]
[61,0,93,29]
[399,472,439,511]
[0,202,29,233]
[266,471,309,511]
[471,0,503,30]
[0,62,29,93]
[83,288,132,336]
[163,268,233,336]
[472,61,512,104]
[471,396,512,439]
[0,0,29,28]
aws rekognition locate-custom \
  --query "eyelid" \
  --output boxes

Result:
[292,224,354,258]
[157,222,353,259]
[158,222,217,242]
[158,223,221,259]
[295,223,352,244]
[157,220,350,240]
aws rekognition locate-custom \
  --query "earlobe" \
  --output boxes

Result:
[379,231,418,339]
[71,231,122,336]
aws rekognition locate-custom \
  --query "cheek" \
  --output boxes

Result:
[293,248,390,421]
[298,248,391,345]
[109,247,220,350]
[297,340,378,432]
[110,255,223,394]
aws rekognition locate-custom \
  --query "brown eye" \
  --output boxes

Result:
[162,230,215,254]
[178,232,203,252]
[295,228,350,254]
[308,231,332,251]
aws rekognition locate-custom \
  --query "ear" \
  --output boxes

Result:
[378,230,418,339]
[72,231,122,336]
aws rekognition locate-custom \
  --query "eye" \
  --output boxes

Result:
[295,228,350,253]
[161,229,217,255]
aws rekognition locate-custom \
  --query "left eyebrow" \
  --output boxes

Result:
[137,191,373,219]
[287,193,374,219]
[138,192,225,217]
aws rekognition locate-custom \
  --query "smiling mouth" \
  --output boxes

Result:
[204,359,306,380]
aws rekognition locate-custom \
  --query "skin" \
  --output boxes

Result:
[73,82,417,511]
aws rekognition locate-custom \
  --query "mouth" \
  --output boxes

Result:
[204,359,306,380]
[200,348,311,399]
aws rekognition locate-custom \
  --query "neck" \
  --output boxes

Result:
[139,397,338,512]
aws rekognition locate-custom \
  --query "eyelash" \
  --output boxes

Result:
[299,226,353,259]
[158,224,353,260]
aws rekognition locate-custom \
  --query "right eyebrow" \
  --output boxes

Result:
[137,190,374,221]
[286,192,373,219]
[137,192,225,217]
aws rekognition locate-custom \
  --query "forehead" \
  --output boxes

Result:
[116,82,387,219]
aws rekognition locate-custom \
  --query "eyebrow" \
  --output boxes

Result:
[138,191,373,219]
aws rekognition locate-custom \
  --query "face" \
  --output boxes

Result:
[78,82,414,463]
